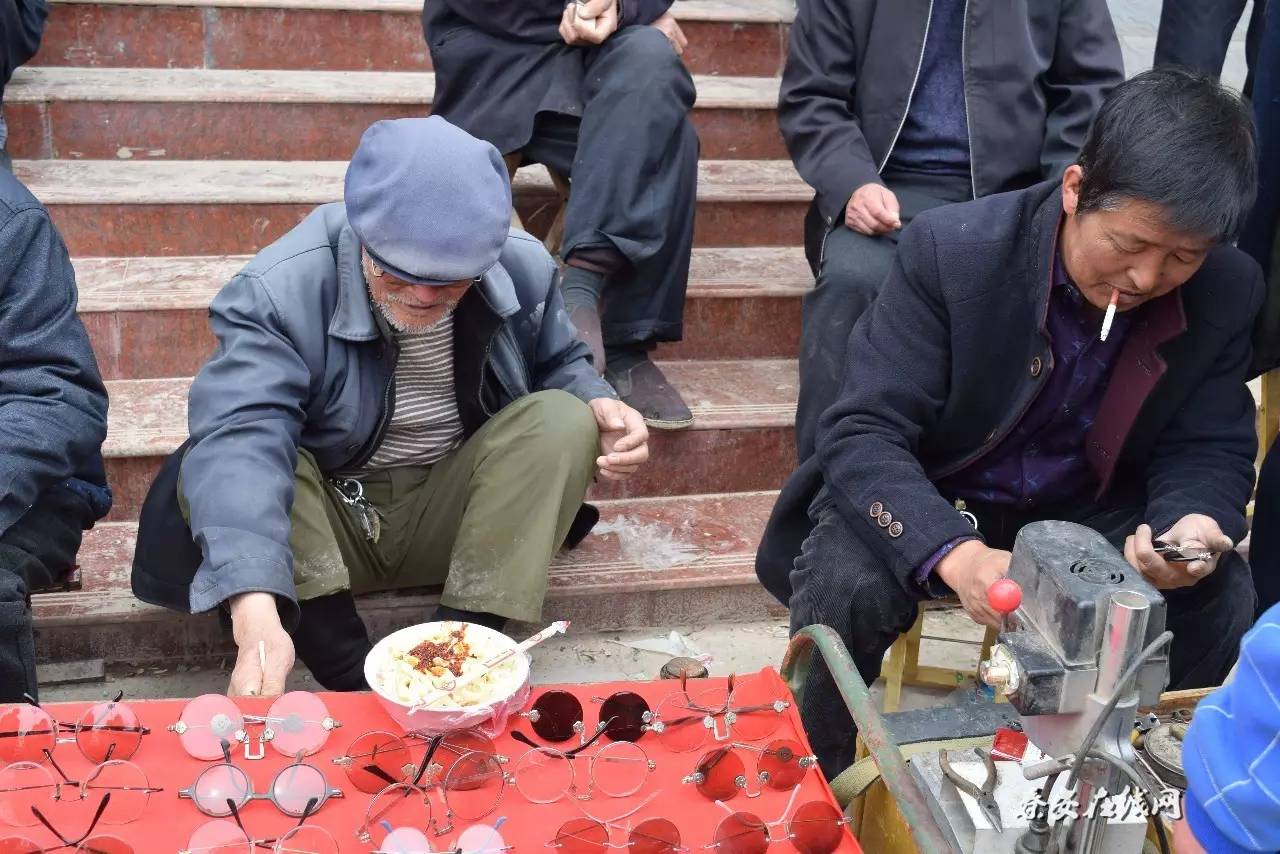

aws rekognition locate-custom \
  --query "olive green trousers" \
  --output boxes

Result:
[186,390,599,623]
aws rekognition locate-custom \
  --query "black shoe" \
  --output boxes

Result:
[292,592,372,691]
[606,358,694,430]
[432,604,508,633]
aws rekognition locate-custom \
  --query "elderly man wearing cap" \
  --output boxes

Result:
[130,117,648,696]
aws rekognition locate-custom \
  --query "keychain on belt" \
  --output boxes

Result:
[331,478,384,543]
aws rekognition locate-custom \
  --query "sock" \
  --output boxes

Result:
[604,345,649,374]
[432,604,508,633]
[560,266,607,312]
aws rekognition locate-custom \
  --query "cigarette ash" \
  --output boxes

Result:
[592,516,700,570]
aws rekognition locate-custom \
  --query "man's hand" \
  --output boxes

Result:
[560,0,619,46]
[227,592,295,697]
[588,398,649,481]
[650,12,687,55]
[845,183,902,235]
[1124,515,1233,590]
[935,541,1013,629]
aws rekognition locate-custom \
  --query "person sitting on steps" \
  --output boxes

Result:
[423,0,699,430]
[130,117,650,697]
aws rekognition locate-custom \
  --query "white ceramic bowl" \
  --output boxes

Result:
[364,621,531,735]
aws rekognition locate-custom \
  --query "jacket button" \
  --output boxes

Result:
[878,512,893,528]
[869,501,884,517]
[1030,357,1043,378]
[888,521,904,538]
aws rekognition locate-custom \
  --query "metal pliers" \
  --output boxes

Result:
[939,747,1003,832]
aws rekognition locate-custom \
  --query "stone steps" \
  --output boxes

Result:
[76,247,809,378]
[36,0,793,77]
[35,490,784,665]
[100,358,800,520]
[14,158,810,255]
[5,67,786,160]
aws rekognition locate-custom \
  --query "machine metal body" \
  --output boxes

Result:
[975,521,1170,854]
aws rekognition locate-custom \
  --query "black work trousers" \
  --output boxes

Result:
[789,487,1257,779]
[0,487,93,702]
[516,26,699,350]
[795,171,972,460]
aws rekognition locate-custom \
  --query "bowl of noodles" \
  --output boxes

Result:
[364,621,531,735]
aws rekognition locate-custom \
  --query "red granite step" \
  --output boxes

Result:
[14,159,810,255]
[76,247,809,379]
[36,0,792,77]
[34,490,784,666]
[4,68,786,161]
[100,359,799,520]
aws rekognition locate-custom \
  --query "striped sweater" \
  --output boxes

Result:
[1182,601,1280,852]
[365,313,464,469]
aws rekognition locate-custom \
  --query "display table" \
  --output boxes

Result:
[14,667,861,853]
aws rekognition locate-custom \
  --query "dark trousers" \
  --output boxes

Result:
[0,488,92,702]
[519,26,698,350]
[1250,443,1280,614]
[790,487,1257,779]
[795,171,972,460]
[1155,0,1265,95]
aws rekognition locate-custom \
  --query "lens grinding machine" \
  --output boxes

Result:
[921,521,1176,854]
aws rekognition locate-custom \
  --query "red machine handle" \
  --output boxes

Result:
[987,578,1022,615]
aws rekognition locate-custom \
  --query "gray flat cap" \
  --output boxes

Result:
[344,116,512,285]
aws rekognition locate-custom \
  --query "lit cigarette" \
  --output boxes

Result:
[1100,289,1118,342]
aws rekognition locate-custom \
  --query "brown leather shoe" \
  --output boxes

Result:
[568,304,606,375]
[607,358,694,430]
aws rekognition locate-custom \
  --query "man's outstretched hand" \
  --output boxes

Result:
[935,540,1013,629]
[227,592,294,697]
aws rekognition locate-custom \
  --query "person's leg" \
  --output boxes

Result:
[0,487,93,702]
[1248,443,1280,615]
[794,172,970,460]
[566,26,699,425]
[372,390,599,624]
[787,488,926,779]
[1154,0,1248,77]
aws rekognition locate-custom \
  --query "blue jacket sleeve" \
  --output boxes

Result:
[180,273,310,629]
[0,207,108,536]
[1182,603,1280,853]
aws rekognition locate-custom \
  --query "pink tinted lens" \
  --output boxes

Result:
[342,731,409,794]
[0,706,57,764]
[266,693,332,757]
[273,825,338,854]
[376,828,431,854]
[0,763,55,826]
[629,819,681,854]
[790,802,847,854]
[0,838,41,854]
[713,814,769,854]
[192,764,251,817]
[176,695,244,761]
[76,701,144,763]
[77,836,136,854]
[270,763,329,817]
[758,740,807,791]
[185,819,253,854]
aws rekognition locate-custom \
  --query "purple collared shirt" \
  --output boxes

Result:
[918,257,1131,582]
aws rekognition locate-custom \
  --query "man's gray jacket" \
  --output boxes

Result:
[779,0,1125,225]
[131,203,614,628]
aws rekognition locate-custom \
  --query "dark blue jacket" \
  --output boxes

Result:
[0,170,111,536]
[758,180,1261,597]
